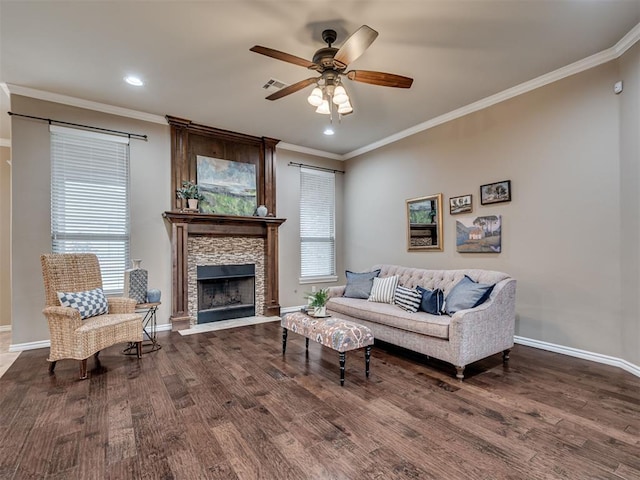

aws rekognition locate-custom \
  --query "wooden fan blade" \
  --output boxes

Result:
[346,70,414,88]
[265,77,318,101]
[250,45,319,70]
[333,25,379,67]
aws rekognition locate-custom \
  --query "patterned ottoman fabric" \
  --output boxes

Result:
[282,311,374,352]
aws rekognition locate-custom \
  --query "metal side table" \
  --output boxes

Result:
[124,302,162,355]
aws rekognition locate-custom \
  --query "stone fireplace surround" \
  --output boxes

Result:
[188,236,265,324]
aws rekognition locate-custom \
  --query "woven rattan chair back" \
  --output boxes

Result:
[41,253,103,307]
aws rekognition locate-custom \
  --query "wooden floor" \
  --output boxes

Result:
[0,321,638,480]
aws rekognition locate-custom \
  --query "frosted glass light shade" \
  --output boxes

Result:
[316,99,331,114]
[307,87,323,107]
[332,86,348,105]
[338,101,353,114]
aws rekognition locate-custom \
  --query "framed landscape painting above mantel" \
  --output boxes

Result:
[196,155,257,216]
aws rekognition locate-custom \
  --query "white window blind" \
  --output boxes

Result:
[300,167,336,281]
[50,125,130,294]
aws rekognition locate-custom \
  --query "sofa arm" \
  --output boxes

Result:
[448,278,516,366]
[327,285,346,298]
[108,296,137,314]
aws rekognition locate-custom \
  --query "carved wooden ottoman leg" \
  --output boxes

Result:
[305,338,309,350]
[503,349,511,363]
[339,352,346,386]
[455,365,465,380]
[282,328,288,355]
[365,345,371,378]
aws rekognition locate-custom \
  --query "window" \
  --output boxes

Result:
[50,125,130,294]
[299,167,336,282]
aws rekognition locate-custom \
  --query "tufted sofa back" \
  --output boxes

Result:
[372,264,512,297]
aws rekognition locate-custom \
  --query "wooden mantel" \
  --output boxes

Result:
[163,212,286,330]
[164,116,285,331]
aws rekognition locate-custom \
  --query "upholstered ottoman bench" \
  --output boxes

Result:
[282,311,374,386]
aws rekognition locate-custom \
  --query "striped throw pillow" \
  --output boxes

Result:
[368,275,399,304]
[394,285,422,312]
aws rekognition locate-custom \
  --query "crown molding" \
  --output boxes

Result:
[278,142,344,161]
[0,139,10,148]
[4,84,167,125]
[343,22,640,160]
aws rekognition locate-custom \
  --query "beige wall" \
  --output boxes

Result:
[619,42,640,366]
[10,95,172,345]
[344,59,633,362]
[0,146,11,327]
[276,149,345,308]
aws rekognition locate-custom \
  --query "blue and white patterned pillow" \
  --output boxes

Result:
[57,288,109,320]
[368,275,399,304]
[394,285,422,312]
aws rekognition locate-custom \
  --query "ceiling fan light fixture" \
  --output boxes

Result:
[307,87,323,107]
[338,101,353,114]
[332,85,349,105]
[316,99,331,115]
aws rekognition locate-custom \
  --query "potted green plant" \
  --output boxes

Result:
[176,180,204,210]
[306,288,329,317]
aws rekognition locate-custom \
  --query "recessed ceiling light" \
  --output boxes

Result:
[323,127,335,136]
[124,76,144,87]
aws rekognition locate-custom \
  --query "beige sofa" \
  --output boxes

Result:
[326,264,516,379]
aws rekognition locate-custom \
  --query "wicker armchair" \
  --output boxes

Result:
[41,253,143,379]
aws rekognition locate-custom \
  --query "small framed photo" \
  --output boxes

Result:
[480,180,511,205]
[449,194,472,215]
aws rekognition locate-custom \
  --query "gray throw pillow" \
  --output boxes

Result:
[445,275,494,315]
[344,269,381,299]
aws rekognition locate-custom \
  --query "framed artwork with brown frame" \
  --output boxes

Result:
[449,194,472,215]
[406,193,443,251]
[480,180,511,205]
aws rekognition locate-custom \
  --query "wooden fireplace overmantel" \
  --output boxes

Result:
[163,211,286,331]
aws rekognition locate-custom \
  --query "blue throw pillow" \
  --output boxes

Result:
[416,286,445,315]
[445,275,494,315]
[57,287,109,319]
[344,269,381,299]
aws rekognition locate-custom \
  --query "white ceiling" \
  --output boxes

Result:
[1,1,639,156]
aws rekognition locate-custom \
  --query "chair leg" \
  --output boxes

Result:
[137,341,142,359]
[502,349,511,363]
[79,359,88,380]
[455,365,465,380]
[48,361,56,374]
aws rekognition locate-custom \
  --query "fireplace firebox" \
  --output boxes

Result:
[197,264,255,323]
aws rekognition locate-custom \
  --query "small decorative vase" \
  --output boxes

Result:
[313,305,326,317]
[187,198,199,210]
[124,259,148,304]
[146,288,161,303]
[256,205,268,217]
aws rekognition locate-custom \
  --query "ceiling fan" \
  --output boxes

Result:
[250,25,413,115]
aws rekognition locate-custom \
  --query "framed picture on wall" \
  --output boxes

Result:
[480,180,511,205]
[449,194,472,215]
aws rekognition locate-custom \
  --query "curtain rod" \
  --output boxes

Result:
[7,112,148,141]
[288,161,344,174]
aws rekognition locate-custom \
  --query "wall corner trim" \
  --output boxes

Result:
[514,335,640,378]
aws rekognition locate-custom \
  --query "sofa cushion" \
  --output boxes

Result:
[445,275,495,315]
[394,285,421,312]
[416,286,445,315]
[344,269,381,299]
[368,275,399,303]
[327,296,450,339]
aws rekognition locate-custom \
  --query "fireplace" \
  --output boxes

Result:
[197,264,255,323]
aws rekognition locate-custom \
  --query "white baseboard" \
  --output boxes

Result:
[156,323,172,332]
[514,336,640,378]
[280,305,305,314]
[9,339,51,352]
[0,325,11,332]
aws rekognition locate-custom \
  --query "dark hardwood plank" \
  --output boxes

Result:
[0,323,638,480]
